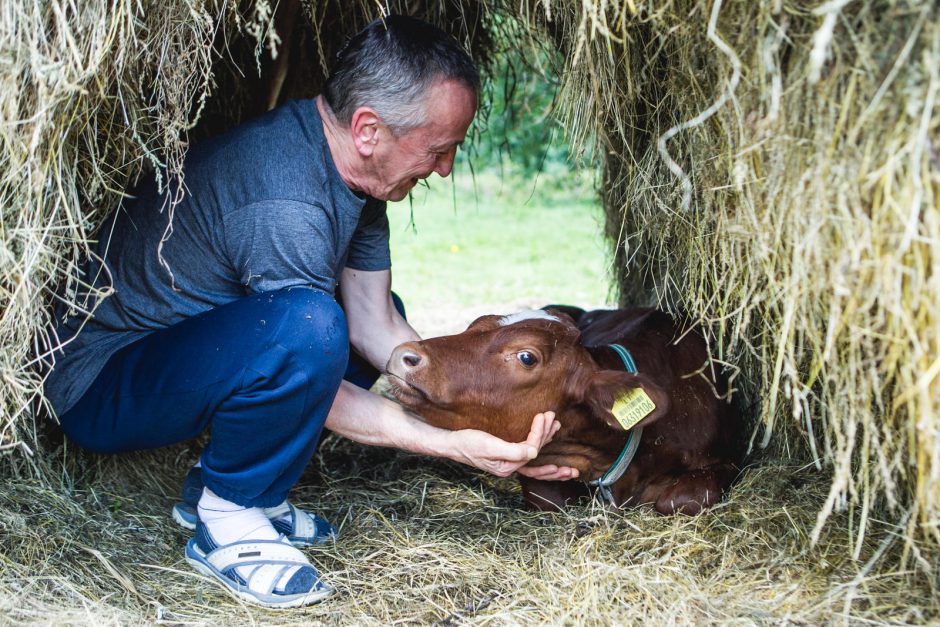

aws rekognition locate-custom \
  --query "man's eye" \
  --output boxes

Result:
[517,351,538,367]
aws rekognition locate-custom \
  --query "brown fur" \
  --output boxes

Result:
[386,307,741,514]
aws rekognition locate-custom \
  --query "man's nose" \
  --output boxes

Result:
[434,146,458,177]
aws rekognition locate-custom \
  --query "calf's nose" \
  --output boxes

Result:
[402,351,422,367]
[388,343,427,376]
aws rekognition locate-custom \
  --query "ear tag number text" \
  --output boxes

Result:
[611,388,655,430]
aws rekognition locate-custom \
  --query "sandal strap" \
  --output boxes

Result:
[288,503,317,540]
[205,539,309,573]
[247,563,294,597]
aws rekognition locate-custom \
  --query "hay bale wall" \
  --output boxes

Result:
[538,0,939,565]
[1,0,225,455]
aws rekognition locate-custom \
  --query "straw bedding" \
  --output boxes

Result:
[1,433,937,624]
[1,0,938,622]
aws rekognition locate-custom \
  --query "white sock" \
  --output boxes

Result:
[197,489,302,591]
[263,500,293,526]
[197,488,280,546]
[192,460,294,530]
[192,457,292,528]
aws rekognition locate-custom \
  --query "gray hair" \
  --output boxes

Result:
[323,15,479,135]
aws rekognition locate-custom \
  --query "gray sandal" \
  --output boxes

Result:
[185,523,333,608]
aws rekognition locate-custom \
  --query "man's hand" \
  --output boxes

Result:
[327,386,580,480]
[517,463,580,481]
[449,411,579,480]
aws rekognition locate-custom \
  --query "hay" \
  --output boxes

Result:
[0,0,222,454]
[1,436,937,624]
[530,0,940,571]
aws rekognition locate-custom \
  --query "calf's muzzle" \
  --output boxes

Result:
[388,343,427,377]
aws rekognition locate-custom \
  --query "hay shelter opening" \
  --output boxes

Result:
[1,0,938,623]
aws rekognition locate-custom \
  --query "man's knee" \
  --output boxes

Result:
[263,288,350,372]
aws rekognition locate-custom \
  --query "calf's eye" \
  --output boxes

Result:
[517,351,538,367]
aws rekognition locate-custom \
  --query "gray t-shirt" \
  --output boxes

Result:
[45,99,390,415]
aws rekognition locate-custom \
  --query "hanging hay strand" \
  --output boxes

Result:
[539,0,939,566]
[0,0,221,454]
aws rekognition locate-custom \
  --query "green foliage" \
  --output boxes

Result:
[467,26,575,181]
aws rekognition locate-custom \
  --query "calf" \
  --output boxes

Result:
[386,306,742,514]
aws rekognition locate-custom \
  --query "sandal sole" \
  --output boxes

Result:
[172,503,197,531]
[184,539,333,609]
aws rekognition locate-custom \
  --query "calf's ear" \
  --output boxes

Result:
[583,371,670,432]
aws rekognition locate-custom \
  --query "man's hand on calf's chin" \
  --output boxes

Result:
[448,411,580,480]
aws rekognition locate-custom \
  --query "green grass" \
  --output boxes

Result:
[387,166,614,335]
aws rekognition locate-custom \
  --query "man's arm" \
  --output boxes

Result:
[326,381,563,477]
[339,267,418,369]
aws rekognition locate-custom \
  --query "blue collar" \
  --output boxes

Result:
[589,343,644,505]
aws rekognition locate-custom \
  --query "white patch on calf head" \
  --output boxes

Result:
[498,310,561,327]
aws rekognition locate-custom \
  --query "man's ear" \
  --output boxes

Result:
[350,106,381,156]
[583,370,670,431]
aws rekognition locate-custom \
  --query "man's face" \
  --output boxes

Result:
[366,80,477,201]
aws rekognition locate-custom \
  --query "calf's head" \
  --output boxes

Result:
[386,310,670,456]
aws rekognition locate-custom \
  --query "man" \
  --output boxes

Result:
[44,16,577,608]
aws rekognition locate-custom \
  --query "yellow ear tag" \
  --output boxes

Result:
[610,388,656,430]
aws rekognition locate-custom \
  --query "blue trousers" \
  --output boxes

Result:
[59,287,402,507]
